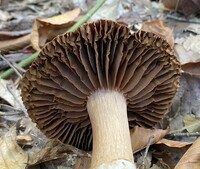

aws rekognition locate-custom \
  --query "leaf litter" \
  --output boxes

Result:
[31,8,80,51]
[1,0,200,168]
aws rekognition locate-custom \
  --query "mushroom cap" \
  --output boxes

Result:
[21,20,181,150]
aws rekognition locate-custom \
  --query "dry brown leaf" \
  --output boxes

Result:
[153,141,190,169]
[182,62,200,75]
[0,34,30,53]
[161,0,200,16]
[161,0,183,11]
[31,8,80,51]
[141,20,174,48]
[176,0,200,17]
[175,137,200,169]
[156,138,192,148]
[130,126,168,153]
[0,127,28,169]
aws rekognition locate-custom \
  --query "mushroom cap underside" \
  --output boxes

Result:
[21,20,181,150]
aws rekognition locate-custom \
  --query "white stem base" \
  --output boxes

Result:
[87,90,136,169]
[94,160,136,169]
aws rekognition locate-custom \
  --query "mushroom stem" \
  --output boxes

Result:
[87,90,136,169]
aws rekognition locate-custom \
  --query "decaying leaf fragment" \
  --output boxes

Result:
[169,73,200,133]
[175,34,200,65]
[153,139,191,169]
[0,79,23,110]
[31,8,80,51]
[0,127,28,169]
[184,114,200,133]
[175,137,200,169]
[27,139,89,166]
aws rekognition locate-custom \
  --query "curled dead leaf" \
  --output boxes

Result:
[130,126,169,153]
[175,137,200,169]
[31,8,80,51]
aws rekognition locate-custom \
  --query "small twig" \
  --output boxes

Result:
[0,103,22,112]
[6,5,39,13]
[0,111,23,116]
[166,13,200,24]
[12,62,26,73]
[0,51,40,79]
[0,0,106,79]
[166,132,200,138]
[141,135,155,169]
[26,5,41,14]
[0,54,23,79]
[0,53,29,70]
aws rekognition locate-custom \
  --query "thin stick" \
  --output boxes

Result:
[0,103,22,112]
[0,54,23,79]
[12,62,26,73]
[0,111,23,116]
[166,13,200,24]
[0,0,106,79]
[167,132,200,137]
[0,51,39,79]
[142,135,155,169]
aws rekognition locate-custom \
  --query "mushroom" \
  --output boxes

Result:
[20,20,181,168]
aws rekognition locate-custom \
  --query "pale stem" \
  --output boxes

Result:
[87,90,136,169]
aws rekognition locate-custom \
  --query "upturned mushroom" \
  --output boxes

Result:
[21,20,181,168]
